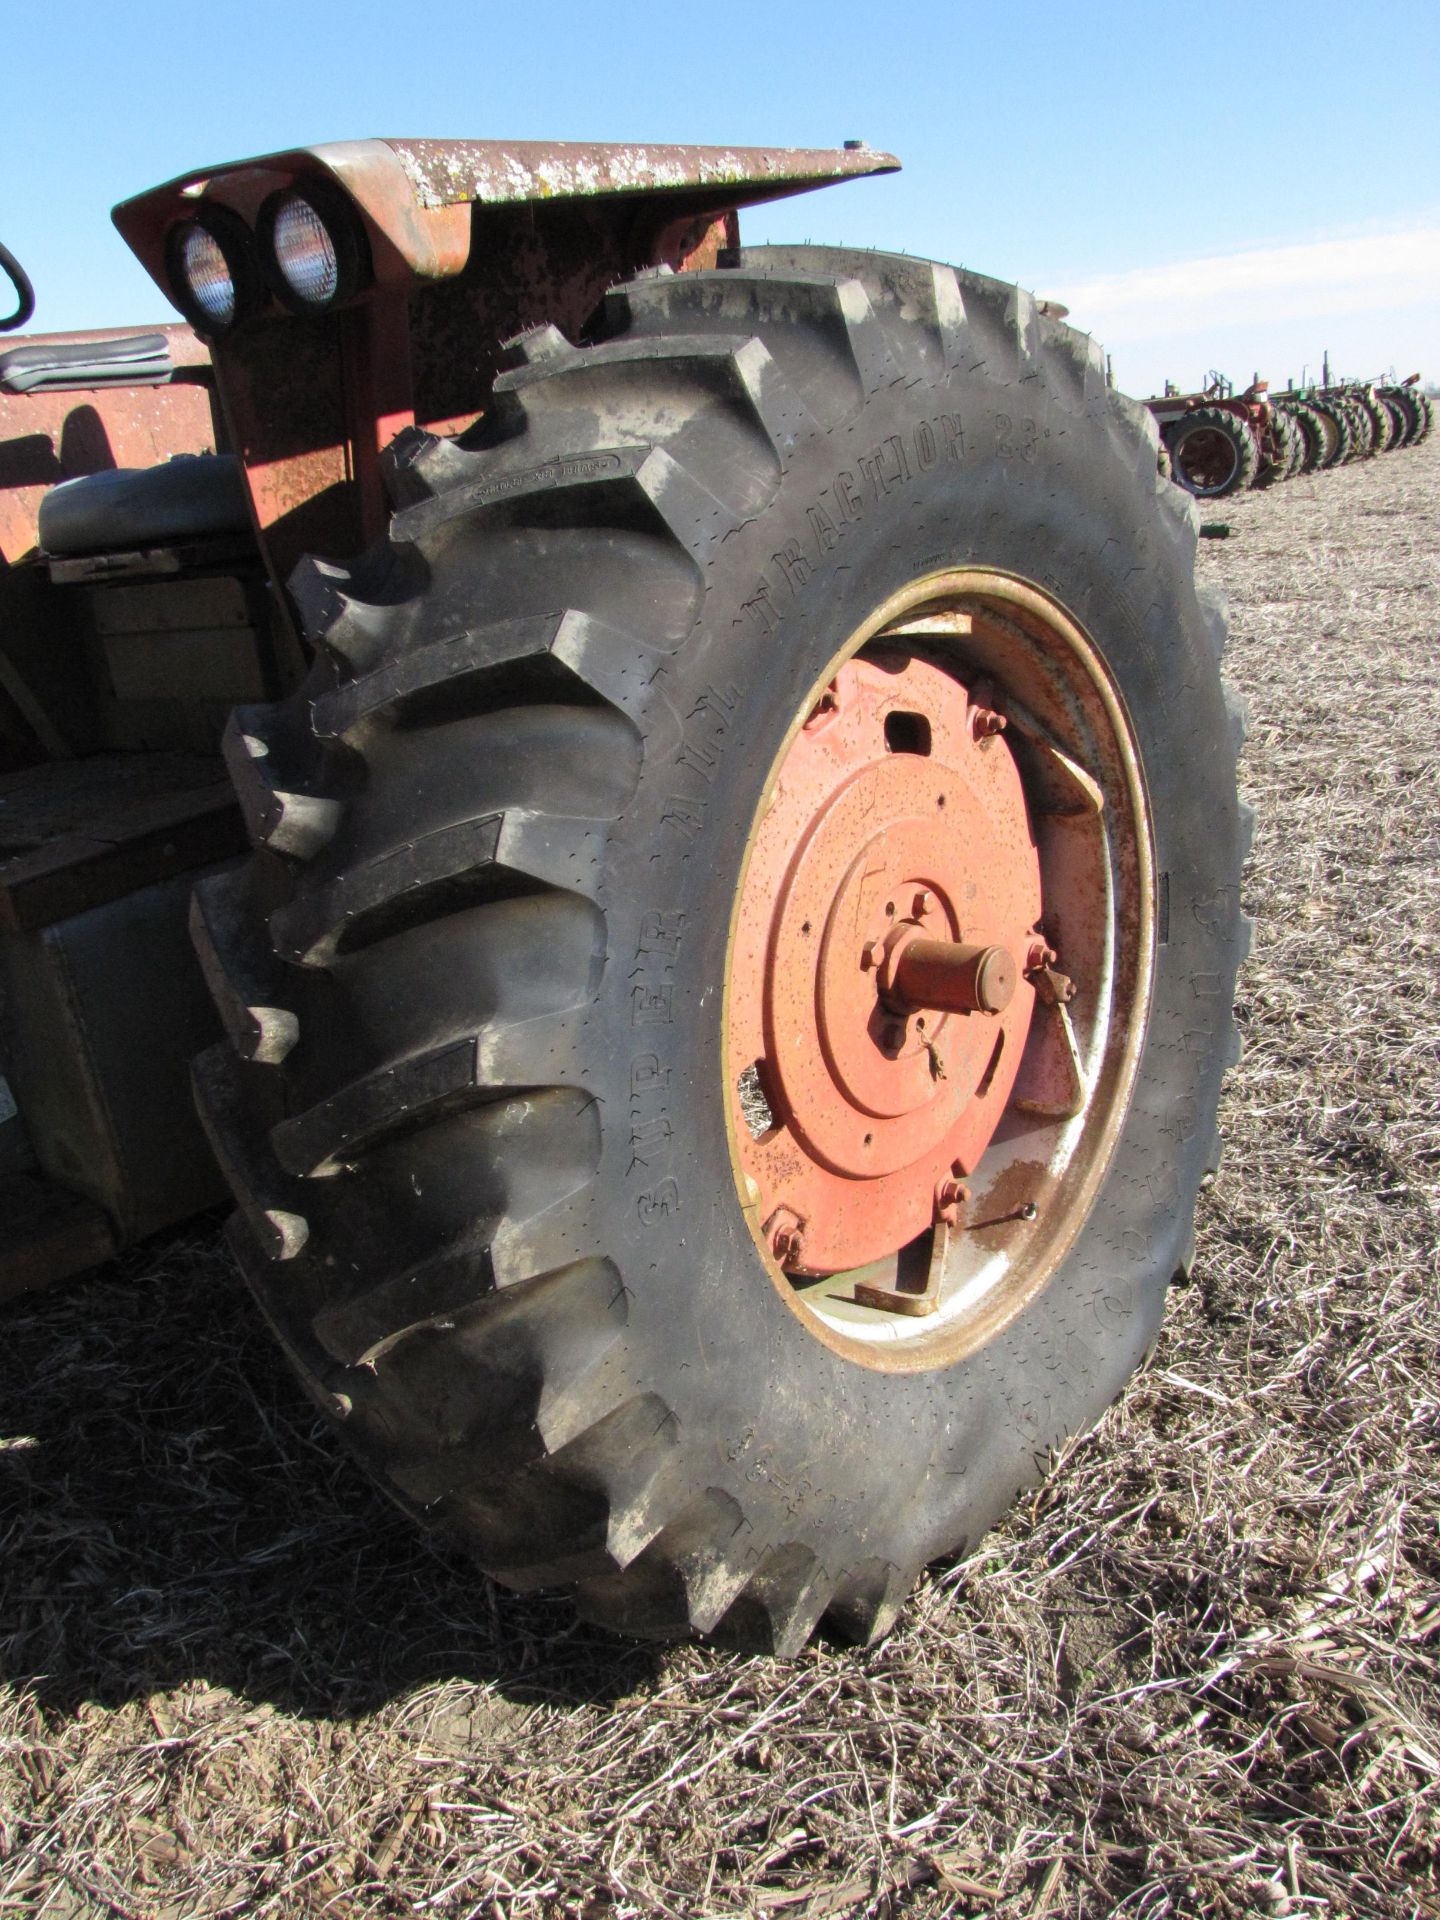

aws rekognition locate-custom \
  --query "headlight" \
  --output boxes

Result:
[258,187,368,314]
[180,226,235,325]
[272,195,338,305]
[164,207,260,335]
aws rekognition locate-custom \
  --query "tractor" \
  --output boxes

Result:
[0,138,1248,1651]
[1147,373,1288,497]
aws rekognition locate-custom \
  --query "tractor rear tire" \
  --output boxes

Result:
[1378,392,1412,448]
[1310,399,1352,468]
[1286,402,1327,473]
[1345,397,1375,457]
[194,248,1249,1651]
[1255,407,1296,486]
[1284,407,1308,477]
[1387,388,1425,447]
[1357,390,1394,454]
[1164,405,1259,496]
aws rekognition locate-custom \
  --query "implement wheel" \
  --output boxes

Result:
[1164,405,1259,496]
[194,248,1250,1651]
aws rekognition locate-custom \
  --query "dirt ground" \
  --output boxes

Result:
[2,432,1437,1919]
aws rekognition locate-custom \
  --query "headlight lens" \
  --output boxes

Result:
[164,208,258,334]
[271,193,340,307]
[259,185,368,313]
[179,224,236,327]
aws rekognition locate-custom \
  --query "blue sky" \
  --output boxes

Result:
[4,0,1436,396]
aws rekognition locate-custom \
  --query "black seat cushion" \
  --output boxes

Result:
[38,455,250,555]
[0,333,172,395]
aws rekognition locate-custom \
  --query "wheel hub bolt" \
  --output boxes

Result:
[1024,940,1076,1006]
[971,706,1007,740]
[773,1223,804,1264]
[935,1174,971,1226]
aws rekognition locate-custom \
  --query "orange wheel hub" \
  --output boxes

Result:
[729,653,1044,1274]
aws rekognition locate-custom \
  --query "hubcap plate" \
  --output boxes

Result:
[729,653,1042,1274]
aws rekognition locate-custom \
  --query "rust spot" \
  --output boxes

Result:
[966,1158,1052,1233]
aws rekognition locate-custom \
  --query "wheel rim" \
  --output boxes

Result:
[724,569,1157,1370]
[1175,423,1239,493]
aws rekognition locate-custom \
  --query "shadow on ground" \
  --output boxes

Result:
[0,1229,660,1721]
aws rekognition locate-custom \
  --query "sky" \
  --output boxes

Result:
[3,0,1436,399]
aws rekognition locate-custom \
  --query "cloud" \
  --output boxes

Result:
[1057,225,1440,344]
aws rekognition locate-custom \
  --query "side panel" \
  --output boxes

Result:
[0,867,229,1245]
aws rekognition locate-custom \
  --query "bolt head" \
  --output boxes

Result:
[774,1226,805,1265]
[912,889,934,918]
[935,1176,971,1226]
[861,940,881,970]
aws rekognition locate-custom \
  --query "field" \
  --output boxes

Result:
[2,432,1437,1919]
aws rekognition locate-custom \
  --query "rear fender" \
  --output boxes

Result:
[112,139,900,591]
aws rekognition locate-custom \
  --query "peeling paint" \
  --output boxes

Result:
[383,139,898,213]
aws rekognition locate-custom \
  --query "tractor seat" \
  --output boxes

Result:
[0,331,173,395]
[38,454,251,556]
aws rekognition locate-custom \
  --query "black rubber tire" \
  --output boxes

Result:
[1378,392,1412,449]
[1413,389,1434,444]
[1356,388,1395,454]
[1285,401,1328,473]
[1381,387,1422,448]
[1255,406,1296,486]
[1283,406,1308,477]
[193,248,1250,1652]
[1164,404,1260,496]
[1343,395,1376,457]
[1310,398,1353,468]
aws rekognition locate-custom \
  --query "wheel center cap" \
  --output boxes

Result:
[729,652,1044,1273]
